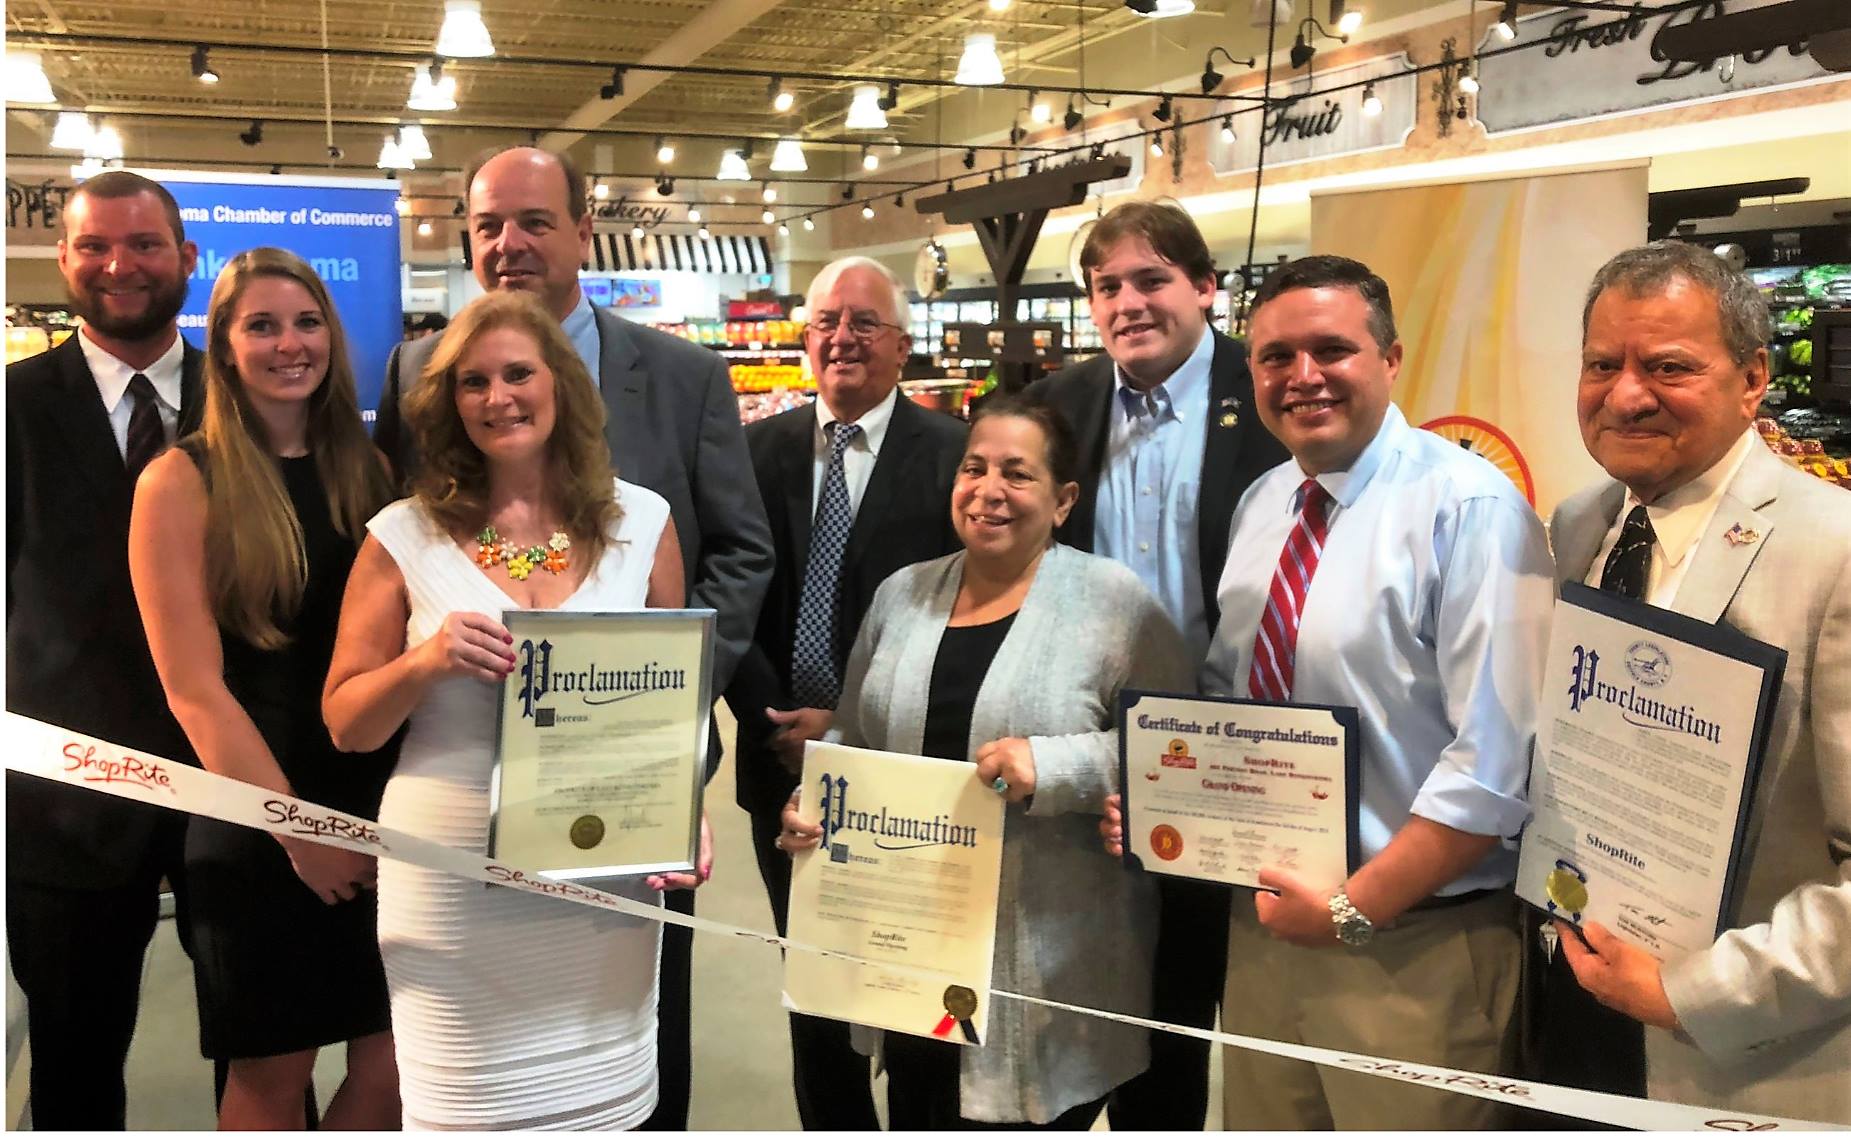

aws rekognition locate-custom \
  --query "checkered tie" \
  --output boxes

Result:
[790,421,863,708]
[1248,479,1332,702]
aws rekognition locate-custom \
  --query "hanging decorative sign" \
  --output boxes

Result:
[1039,121,1147,197]
[586,189,672,228]
[1476,1,1835,136]
[1206,55,1417,176]
[6,171,77,249]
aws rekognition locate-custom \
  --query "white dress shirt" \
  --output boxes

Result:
[810,385,898,520]
[1583,428,1757,607]
[1203,404,1557,895]
[77,327,184,457]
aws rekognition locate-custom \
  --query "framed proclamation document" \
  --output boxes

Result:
[489,608,715,884]
[1516,582,1786,958]
[784,742,1005,1045]
[1118,690,1360,890]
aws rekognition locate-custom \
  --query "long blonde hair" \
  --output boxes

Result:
[198,247,393,649]
[403,290,620,562]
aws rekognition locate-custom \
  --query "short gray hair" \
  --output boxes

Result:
[1582,241,1770,364]
[805,256,911,325]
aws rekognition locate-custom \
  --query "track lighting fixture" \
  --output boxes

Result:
[777,222,790,237]
[861,204,875,220]
[1153,94,1174,123]
[238,119,264,146]
[655,136,675,164]
[846,85,888,130]
[877,80,901,112]
[1124,0,1195,17]
[1028,90,1051,123]
[962,148,977,170]
[600,67,626,100]
[697,225,710,240]
[1149,135,1163,158]
[655,175,675,196]
[407,61,456,111]
[1458,63,1480,95]
[453,199,466,216]
[269,164,282,175]
[417,220,434,237]
[1330,0,1363,37]
[1493,0,1519,41]
[395,196,411,216]
[768,76,794,112]
[761,182,777,203]
[1360,81,1381,117]
[1220,116,1236,143]
[1008,122,1027,146]
[861,145,879,171]
[191,45,219,85]
[893,192,904,207]
[593,181,610,200]
[803,217,815,231]
[688,207,702,223]
[1090,142,1106,159]
[760,208,775,224]
[1200,47,1255,95]
[1063,96,1083,132]
[1290,33,1315,69]
[435,0,495,58]
[841,183,854,201]
[770,138,807,172]
[631,224,645,239]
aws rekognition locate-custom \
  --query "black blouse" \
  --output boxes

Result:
[921,612,1018,763]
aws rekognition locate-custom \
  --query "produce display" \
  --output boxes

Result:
[1756,416,1851,489]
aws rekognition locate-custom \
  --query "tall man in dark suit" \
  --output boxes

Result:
[723,256,967,1128]
[372,145,774,1131]
[5,170,205,1130]
[1030,200,1287,1130]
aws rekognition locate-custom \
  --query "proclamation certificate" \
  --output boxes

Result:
[1516,583,1785,958]
[1118,690,1359,890]
[783,742,1005,1044]
[489,609,714,883]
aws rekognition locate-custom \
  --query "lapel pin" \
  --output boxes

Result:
[1723,523,1759,547]
[1217,397,1241,429]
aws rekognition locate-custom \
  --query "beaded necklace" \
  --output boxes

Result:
[474,525,571,581]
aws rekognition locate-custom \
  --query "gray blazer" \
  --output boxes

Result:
[832,543,1195,1124]
[375,304,772,697]
[1551,439,1851,1125]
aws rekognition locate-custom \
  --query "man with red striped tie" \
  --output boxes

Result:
[1197,255,1556,1128]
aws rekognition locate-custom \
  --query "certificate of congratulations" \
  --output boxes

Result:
[489,609,715,883]
[783,742,1005,1044]
[1516,583,1785,958]
[1118,690,1359,890]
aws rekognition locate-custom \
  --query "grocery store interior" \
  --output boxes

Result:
[5,0,1851,1129]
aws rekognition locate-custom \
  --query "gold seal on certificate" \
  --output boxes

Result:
[488,609,715,884]
[1117,690,1360,890]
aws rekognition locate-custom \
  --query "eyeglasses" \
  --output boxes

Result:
[806,311,906,339]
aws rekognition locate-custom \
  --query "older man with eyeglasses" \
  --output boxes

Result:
[722,255,969,1129]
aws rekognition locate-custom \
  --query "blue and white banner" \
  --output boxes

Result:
[147,169,403,419]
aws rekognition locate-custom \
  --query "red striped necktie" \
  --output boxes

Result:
[1248,479,1333,702]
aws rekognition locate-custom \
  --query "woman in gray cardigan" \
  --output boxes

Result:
[780,394,1193,1127]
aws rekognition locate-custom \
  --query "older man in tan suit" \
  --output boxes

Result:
[1540,241,1850,1126]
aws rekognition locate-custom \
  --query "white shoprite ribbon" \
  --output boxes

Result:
[6,712,1842,1132]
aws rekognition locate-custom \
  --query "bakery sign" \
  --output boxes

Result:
[1476,0,1835,136]
[1207,55,1417,176]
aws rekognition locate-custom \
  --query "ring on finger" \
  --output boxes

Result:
[991,776,1010,795]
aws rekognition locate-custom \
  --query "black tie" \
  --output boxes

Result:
[1598,505,1654,601]
[123,373,168,478]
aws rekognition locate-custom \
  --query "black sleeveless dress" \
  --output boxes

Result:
[180,443,396,1060]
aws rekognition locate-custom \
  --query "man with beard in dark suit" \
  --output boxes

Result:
[1030,201,1286,1130]
[6,169,205,1130]
[725,256,967,1128]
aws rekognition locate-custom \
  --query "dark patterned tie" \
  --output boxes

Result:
[1599,504,1655,601]
[789,422,863,708]
[123,372,168,478]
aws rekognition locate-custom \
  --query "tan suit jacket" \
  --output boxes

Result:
[1550,439,1851,1125]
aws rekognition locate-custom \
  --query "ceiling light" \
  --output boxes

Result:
[377,134,413,170]
[407,63,457,111]
[1063,97,1082,132]
[770,137,807,172]
[1290,33,1315,69]
[655,175,675,196]
[697,225,711,240]
[761,183,777,203]
[1493,1,1519,41]
[803,217,815,231]
[955,32,1005,85]
[989,0,1012,9]
[1201,46,1254,95]
[435,0,495,58]
[631,224,645,239]
[395,196,411,216]
[594,181,610,200]
[191,45,219,85]
[1360,81,1381,117]
[962,147,977,170]
[841,183,854,200]
[1008,122,1026,146]
[5,51,56,104]
[760,208,775,225]
[71,157,104,179]
[453,199,466,216]
[845,84,888,130]
[1331,0,1363,37]
[600,66,626,100]
[86,124,124,161]
[1125,0,1196,18]
[655,136,675,164]
[239,119,264,147]
[1458,65,1480,95]
[716,148,752,180]
[1029,93,1051,123]
[861,204,874,220]
[893,192,905,207]
[417,220,434,237]
[861,146,879,171]
[50,111,93,151]
[769,77,795,112]
[398,123,433,161]
[688,207,702,223]
[1149,136,1163,157]
[877,80,901,112]
[777,222,790,237]
[1153,93,1174,122]
[1220,116,1236,143]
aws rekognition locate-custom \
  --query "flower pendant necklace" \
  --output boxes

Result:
[475,525,571,581]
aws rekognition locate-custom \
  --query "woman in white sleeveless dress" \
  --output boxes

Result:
[324,291,710,1130]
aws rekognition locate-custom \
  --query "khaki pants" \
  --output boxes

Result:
[1220,889,1522,1130]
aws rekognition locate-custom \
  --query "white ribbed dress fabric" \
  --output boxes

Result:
[367,480,670,1131]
